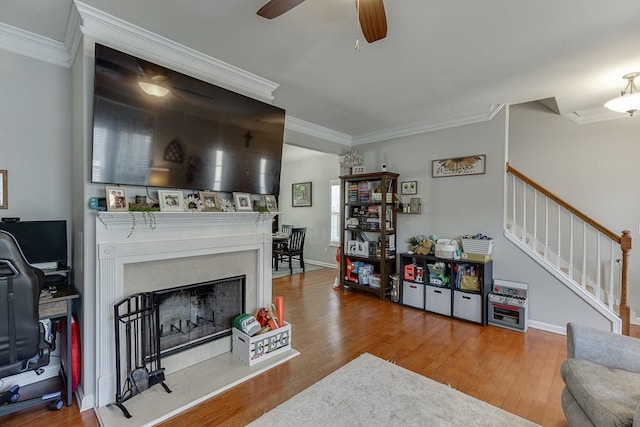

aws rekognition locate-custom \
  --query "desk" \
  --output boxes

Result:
[39,286,80,407]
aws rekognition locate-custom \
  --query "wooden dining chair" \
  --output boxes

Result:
[274,227,306,275]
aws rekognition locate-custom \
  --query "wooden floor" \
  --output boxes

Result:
[1,267,571,426]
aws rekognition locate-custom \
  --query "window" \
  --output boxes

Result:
[330,180,340,246]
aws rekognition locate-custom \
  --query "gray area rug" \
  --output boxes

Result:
[272,261,324,278]
[248,353,539,427]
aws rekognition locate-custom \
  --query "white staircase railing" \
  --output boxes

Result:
[505,163,632,334]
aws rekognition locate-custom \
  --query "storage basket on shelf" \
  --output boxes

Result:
[461,238,493,255]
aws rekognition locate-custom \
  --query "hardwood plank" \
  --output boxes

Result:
[1,268,569,426]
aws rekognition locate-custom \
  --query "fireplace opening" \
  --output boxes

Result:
[152,275,245,358]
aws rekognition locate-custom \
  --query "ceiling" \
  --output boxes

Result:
[2,0,640,143]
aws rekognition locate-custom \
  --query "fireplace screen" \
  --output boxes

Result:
[152,275,245,357]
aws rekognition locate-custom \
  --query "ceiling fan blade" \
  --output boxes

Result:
[358,0,387,43]
[257,0,306,19]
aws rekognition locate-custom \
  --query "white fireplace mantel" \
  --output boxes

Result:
[94,211,275,407]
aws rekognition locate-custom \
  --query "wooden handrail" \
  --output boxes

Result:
[506,162,632,334]
[506,163,622,243]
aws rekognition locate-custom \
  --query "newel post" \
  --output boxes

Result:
[620,230,632,335]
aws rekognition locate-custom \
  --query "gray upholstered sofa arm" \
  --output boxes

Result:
[567,322,640,373]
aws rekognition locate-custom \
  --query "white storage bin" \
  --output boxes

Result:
[453,290,482,323]
[425,286,451,316]
[435,239,459,259]
[461,238,494,255]
[402,281,425,310]
[232,322,291,366]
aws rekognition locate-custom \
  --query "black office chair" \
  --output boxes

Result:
[274,227,306,275]
[0,230,62,415]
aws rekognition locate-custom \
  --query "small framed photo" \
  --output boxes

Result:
[157,190,184,212]
[264,195,278,212]
[401,181,418,195]
[0,170,7,209]
[233,192,253,211]
[409,197,421,214]
[199,191,220,212]
[352,165,366,174]
[292,182,312,207]
[105,186,128,212]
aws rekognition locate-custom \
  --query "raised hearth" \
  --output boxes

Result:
[94,212,274,408]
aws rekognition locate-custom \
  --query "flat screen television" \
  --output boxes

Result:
[0,220,67,268]
[91,43,285,195]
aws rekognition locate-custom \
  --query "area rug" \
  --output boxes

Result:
[272,261,325,278]
[248,353,539,427]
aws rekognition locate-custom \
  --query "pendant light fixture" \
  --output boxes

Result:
[604,72,640,116]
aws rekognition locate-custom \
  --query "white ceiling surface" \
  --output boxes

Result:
[2,0,640,140]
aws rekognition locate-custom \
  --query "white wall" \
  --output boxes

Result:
[509,102,640,321]
[0,50,72,223]
[279,144,340,266]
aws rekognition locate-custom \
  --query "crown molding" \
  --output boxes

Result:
[65,2,83,66]
[351,104,505,145]
[564,106,635,124]
[0,22,70,68]
[74,1,278,103]
[285,116,352,146]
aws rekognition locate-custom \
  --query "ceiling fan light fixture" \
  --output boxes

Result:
[138,75,170,97]
[604,72,640,116]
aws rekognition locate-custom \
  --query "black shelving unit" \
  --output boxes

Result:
[399,253,493,325]
[339,172,398,299]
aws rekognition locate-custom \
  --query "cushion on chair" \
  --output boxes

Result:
[561,358,640,426]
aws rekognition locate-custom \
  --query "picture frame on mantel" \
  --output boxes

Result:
[199,191,220,212]
[105,186,128,212]
[157,190,184,212]
[0,170,7,209]
[264,195,278,212]
[233,192,253,212]
[292,182,312,207]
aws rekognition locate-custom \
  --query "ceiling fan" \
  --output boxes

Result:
[257,0,387,43]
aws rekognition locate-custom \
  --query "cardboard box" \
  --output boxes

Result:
[461,252,492,263]
[232,322,291,366]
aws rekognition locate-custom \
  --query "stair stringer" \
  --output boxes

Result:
[504,229,622,334]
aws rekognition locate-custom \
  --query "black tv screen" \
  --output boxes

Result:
[91,44,285,195]
[0,221,67,267]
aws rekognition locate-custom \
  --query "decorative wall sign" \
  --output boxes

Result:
[432,154,486,178]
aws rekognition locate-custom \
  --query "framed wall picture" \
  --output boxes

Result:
[264,195,278,212]
[432,154,486,178]
[0,170,7,209]
[105,186,128,212]
[292,182,312,207]
[199,191,220,212]
[157,190,184,212]
[409,197,421,214]
[233,192,253,211]
[401,181,417,195]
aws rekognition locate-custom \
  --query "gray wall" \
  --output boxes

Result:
[509,102,640,321]
[278,145,340,266]
[0,50,72,223]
